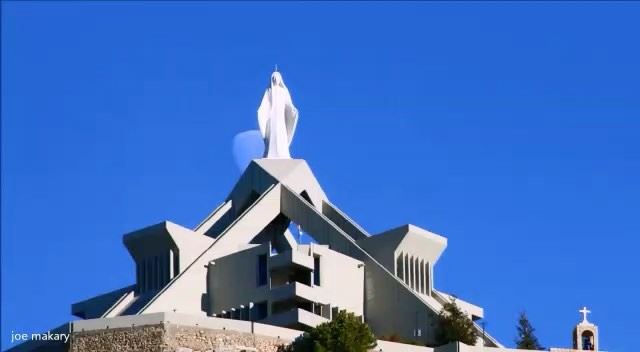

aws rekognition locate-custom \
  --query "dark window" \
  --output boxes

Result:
[396,253,404,281]
[272,300,295,315]
[313,303,323,316]
[257,254,268,286]
[145,258,151,292]
[154,256,159,290]
[313,256,321,286]
[136,260,142,293]
[172,250,179,280]
[163,252,170,286]
[255,301,268,320]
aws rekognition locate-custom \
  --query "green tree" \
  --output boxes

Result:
[515,311,544,350]
[435,300,478,346]
[278,310,377,352]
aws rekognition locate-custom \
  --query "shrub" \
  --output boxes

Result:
[278,310,377,352]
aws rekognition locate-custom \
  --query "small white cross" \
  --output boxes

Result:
[579,306,591,322]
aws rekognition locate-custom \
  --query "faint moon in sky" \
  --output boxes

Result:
[232,130,264,172]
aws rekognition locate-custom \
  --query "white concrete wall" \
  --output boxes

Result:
[207,243,271,315]
[374,340,434,352]
[71,285,134,319]
[194,200,232,236]
[117,160,500,347]
[208,241,364,321]
[299,244,364,316]
[356,233,399,275]
[457,343,537,352]
[280,185,442,345]
[140,185,281,316]
[322,201,370,240]
[166,222,215,273]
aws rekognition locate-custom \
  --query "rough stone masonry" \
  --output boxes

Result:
[70,323,292,352]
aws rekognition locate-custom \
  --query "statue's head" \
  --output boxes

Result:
[271,71,284,88]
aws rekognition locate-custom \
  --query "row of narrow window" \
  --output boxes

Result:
[396,253,429,295]
[136,250,178,294]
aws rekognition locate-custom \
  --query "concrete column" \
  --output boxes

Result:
[418,259,423,294]
[409,255,415,289]
[404,253,409,285]
[420,260,427,294]
[169,250,175,279]
[416,258,420,292]
[423,261,428,294]
[409,256,414,289]
[426,262,431,294]
[166,253,170,284]
[415,257,420,292]
[407,255,411,288]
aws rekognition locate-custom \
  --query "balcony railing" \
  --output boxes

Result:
[269,250,314,271]
[270,282,328,305]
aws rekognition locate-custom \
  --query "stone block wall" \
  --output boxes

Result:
[70,325,165,352]
[70,323,291,352]
[165,324,291,352]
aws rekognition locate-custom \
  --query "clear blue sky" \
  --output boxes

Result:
[2,2,639,351]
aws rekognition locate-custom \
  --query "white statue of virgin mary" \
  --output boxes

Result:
[257,71,299,159]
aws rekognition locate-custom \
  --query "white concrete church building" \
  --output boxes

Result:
[70,71,501,348]
[12,71,601,352]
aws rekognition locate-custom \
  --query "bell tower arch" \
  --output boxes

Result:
[572,307,599,351]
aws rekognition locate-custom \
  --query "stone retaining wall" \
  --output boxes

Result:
[165,324,290,352]
[71,325,164,352]
[70,323,290,352]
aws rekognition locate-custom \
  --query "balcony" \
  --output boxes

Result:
[270,250,314,271]
[260,308,329,329]
[270,282,328,305]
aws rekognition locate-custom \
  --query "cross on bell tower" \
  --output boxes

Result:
[579,307,591,323]
[573,306,599,351]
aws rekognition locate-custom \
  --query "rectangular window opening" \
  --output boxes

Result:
[313,256,321,286]
[255,301,268,320]
[257,254,268,286]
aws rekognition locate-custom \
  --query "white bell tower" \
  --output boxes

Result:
[572,307,599,351]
